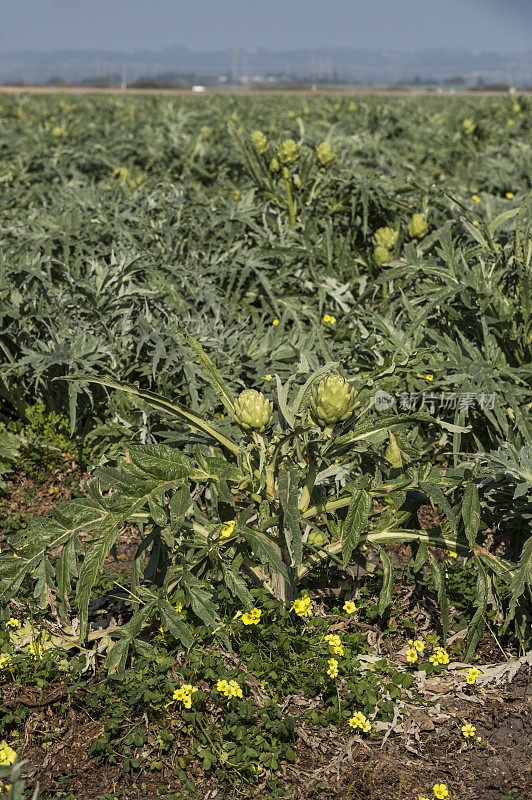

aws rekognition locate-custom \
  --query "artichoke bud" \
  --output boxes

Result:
[373,245,391,267]
[270,156,280,173]
[307,530,326,546]
[407,213,428,240]
[234,389,273,433]
[373,226,398,250]
[276,138,299,166]
[310,374,356,428]
[251,130,268,154]
[316,141,336,168]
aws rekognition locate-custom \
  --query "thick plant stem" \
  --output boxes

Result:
[283,167,297,228]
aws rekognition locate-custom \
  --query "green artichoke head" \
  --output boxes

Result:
[307,530,326,546]
[373,245,391,267]
[373,226,398,250]
[407,213,428,240]
[310,374,356,428]
[251,130,268,154]
[316,141,336,168]
[276,139,299,166]
[234,389,273,433]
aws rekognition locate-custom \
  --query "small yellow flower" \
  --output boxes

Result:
[52,126,64,138]
[27,641,43,660]
[113,166,130,182]
[327,658,339,678]
[429,646,450,667]
[0,741,16,766]
[324,634,344,656]
[172,683,198,709]
[0,654,11,670]
[348,711,371,732]
[425,373,434,381]
[343,600,357,614]
[242,607,261,626]
[471,195,480,204]
[323,314,336,325]
[461,723,476,738]
[406,648,418,664]
[505,192,514,199]
[217,678,243,699]
[262,375,272,381]
[175,604,183,613]
[272,318,280,326]
[409,639,425,653]
[217,519,236,541]
[291,595,313,618]
[6,618,19,629]
[215,412,225,420]
[433,784,449,799]
[472,220,479,226]
[466,667,481,685]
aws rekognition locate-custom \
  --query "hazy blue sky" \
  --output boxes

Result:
[2,0,531,52]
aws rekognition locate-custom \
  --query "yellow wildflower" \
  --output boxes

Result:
[219,519,236,540]
[262,375,272,381]
[406,648,418,664]
[324,634,344,656]
[348,711,371,732]
[175,604,183,613]
[172,683,198,709]
[471,195,480,204]
[343,600,357,614]
[408,639,425,653]
[433,785,449,799]
[466,667,481,685]
[323,314,337,325]
[505,192,514,199]
[426,373,434,381]
[217,678,243,699]
[272,318,280,326]
[215,412,225,420]
[327,658,339,678]
[0,654,11,670]
[6,618,19,629]
[113,166,130,182]
[461,723,476,738]
[242,607,261,626]
[0,741,16,765]
[291,595,313,618]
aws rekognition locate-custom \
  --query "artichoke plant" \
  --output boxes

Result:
[1,327,517,671]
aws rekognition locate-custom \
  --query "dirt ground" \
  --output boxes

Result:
[0,664,529,800]
[1,467,531,800]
